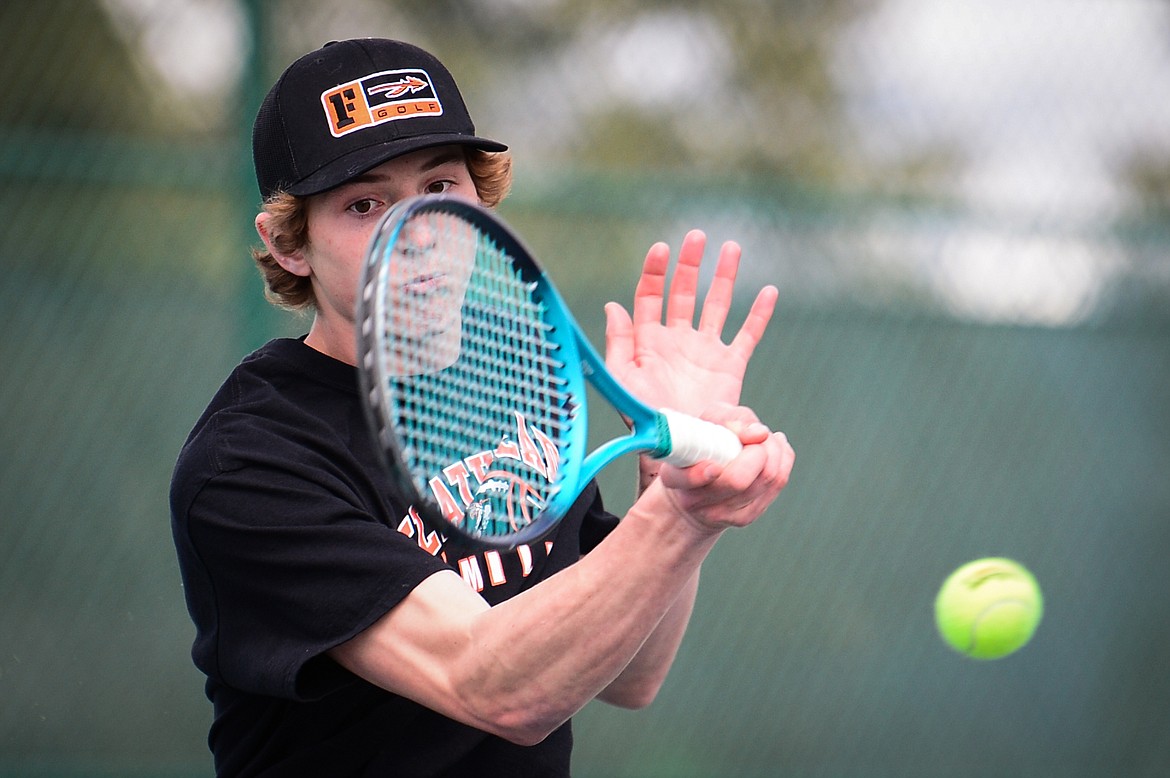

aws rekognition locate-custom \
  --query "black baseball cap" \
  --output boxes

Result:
[252,38,507,200]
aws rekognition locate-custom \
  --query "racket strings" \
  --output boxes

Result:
[378,213,573,534]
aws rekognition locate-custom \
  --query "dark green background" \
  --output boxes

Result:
[2,1,1167,775]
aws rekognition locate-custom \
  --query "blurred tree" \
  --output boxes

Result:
[0,1,152,132]
[327,0,879,184]
[1124,148,1170,219]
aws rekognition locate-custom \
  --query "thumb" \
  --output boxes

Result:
[603,301,634,367]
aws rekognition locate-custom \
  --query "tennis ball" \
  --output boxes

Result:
[934,557,1043,660]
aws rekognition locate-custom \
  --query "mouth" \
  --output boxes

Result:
[401,272,445,297]
[391,273,463,337]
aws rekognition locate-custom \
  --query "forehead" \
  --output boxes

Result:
[337,146,469,190]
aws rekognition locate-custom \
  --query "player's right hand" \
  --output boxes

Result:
[653,403,794,533]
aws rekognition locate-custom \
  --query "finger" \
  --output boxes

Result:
[715,428,792,499]
[665,229,706,327]
[728,284,778,361]
[632,241,670,328]
[734,420,773,446]
[697,240,741,335]
[773,430,796,486]
[656,458,725,491]
[603,301,635,368]
[752,429,795,497]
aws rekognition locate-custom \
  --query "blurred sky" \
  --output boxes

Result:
[836,0,1170,219]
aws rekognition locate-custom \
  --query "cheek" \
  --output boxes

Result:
[303,230,371,306]
[325,225,374,267]
[451,180,481,204]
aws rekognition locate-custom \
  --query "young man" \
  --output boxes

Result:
[171,38,794,777]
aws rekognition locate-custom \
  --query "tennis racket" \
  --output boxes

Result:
[357,195,742,548]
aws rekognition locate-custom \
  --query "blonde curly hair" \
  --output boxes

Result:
[251,148,513,311]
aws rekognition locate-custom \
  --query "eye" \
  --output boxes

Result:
[348,198,379,215]
[424,180,453,195]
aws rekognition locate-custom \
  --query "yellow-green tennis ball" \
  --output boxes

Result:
[935,557,1043,660]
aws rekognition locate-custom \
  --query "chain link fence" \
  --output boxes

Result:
[2,1,1168,775]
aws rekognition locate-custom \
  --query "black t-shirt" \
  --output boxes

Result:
[170,338,618,777]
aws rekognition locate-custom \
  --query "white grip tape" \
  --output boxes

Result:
[658,409,743,466]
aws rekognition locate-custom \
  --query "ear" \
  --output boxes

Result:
[255,212,311,278]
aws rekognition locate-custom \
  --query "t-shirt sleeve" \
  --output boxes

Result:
[177,452,451,702]
[578,482,620,554]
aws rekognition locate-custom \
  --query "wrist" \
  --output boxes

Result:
[637,455,662,495]
[625,479,727,548]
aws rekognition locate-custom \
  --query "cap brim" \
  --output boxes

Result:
[286,133,508,197]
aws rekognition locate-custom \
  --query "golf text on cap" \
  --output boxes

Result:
[321,68,444,138]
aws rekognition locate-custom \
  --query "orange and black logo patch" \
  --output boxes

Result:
[321,68,444,138]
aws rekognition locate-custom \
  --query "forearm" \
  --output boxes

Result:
[596,566,700,708]
[331,482,723,745]
[591,457,699,708]
[482,459,705,720]
[465,489,719,739]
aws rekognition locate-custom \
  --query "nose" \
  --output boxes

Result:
[400,213,438,256]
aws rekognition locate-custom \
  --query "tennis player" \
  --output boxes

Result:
[171,38,794,777]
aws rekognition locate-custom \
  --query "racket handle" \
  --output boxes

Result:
[656,409,743,467]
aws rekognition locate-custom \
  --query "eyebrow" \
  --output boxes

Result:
[417,148,468,172]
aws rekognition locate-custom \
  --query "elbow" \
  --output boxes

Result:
[458,687,575,746]
[500,725,560,748]
[487,706,572,747]
[492,679,660,743]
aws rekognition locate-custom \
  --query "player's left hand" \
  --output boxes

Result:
[604,229,778,416]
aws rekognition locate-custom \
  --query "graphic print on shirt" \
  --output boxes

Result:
[395,411,560,590]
